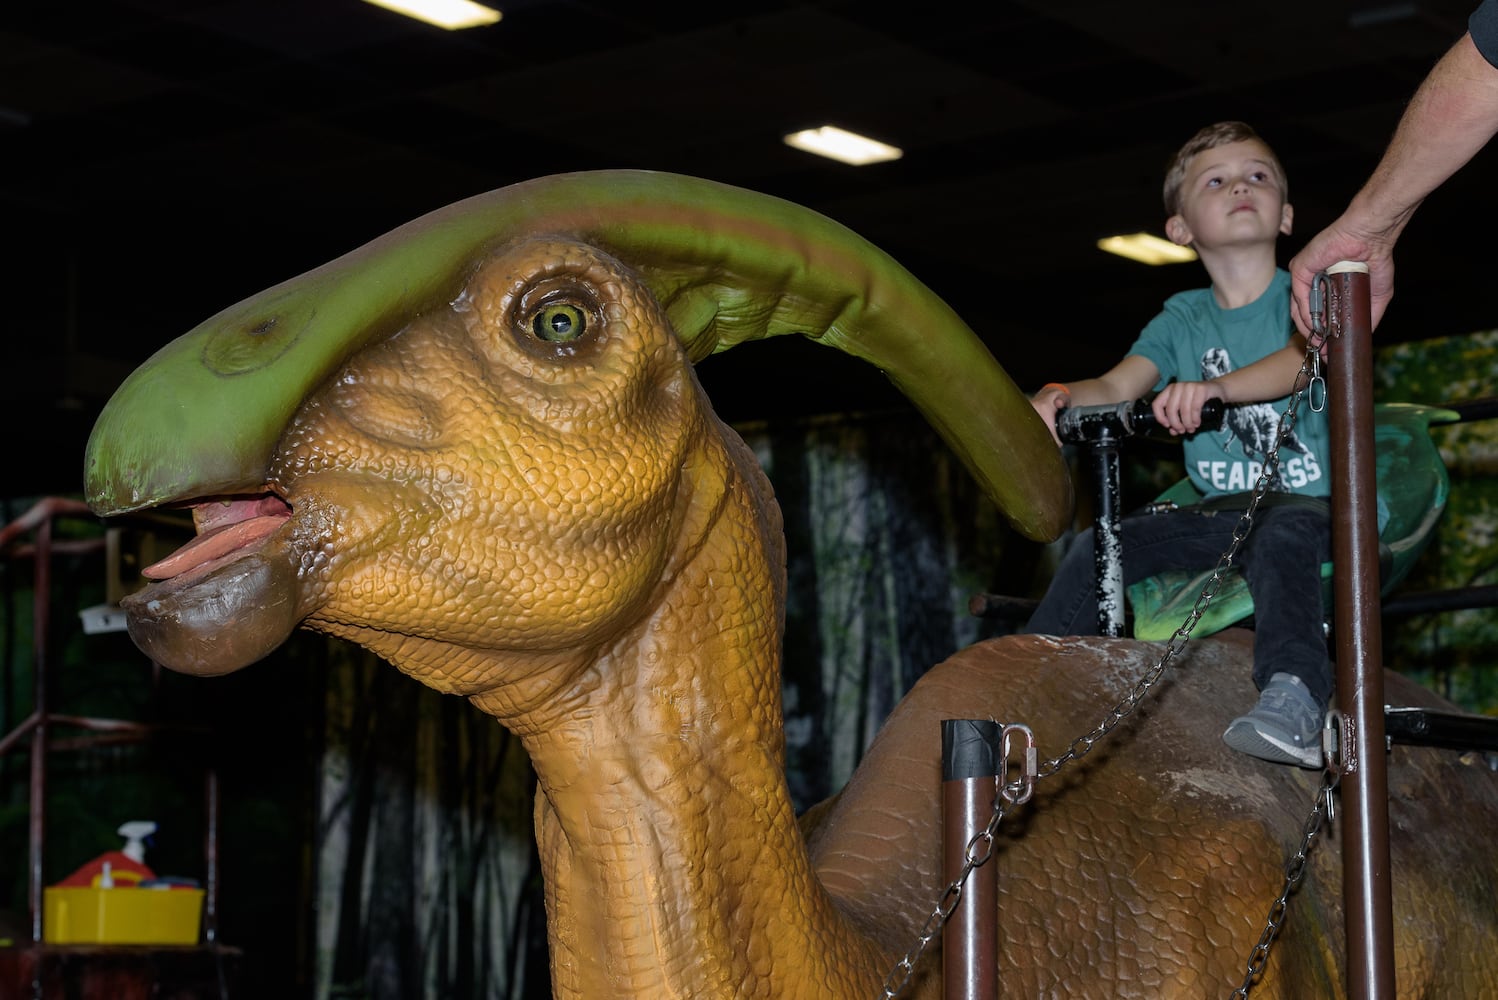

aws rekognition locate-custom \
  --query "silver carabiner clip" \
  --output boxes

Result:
[1308,272,1328,338]
[999,723,1037,805]
[1306,271,1337,360]
[1323,708,1346,780]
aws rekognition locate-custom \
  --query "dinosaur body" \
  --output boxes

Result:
[84,172,1498,996]
[815,630,1498,996]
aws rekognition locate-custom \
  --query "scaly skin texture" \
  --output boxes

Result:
[84,177,1498,997]
[250,236,888,996]
[811,631,1498,997]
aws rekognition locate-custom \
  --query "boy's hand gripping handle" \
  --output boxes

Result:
[1056,397,1225,444]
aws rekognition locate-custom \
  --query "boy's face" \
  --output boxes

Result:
[1165,138,1292,252]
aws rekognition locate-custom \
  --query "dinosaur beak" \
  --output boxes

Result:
[85,170,1071,541]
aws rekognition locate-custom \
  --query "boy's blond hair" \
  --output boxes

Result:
[1162,121,1288,217]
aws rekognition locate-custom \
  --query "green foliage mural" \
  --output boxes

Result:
[1374,330,1498,713]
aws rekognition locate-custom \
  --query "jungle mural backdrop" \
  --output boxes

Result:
[1372,330,1498,710]
[1,331,1494,998]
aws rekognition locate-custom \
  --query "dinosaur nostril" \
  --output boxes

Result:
[203,292,308,375]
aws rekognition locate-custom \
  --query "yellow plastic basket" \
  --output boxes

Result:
[43,886,204,945]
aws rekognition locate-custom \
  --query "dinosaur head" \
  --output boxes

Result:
[84,170,1071,681]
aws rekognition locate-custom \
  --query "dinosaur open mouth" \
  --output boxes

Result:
[120,493,302,676]
[141,495,293,589]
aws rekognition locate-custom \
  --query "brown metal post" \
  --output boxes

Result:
[204,766,220,944]
[27,513,52,944]
[1326,261,1396,997]
[941,719,999,1000]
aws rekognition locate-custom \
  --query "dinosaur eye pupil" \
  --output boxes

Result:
[533,304,586,343]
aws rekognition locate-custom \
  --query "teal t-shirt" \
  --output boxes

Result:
[1128,269,1330,499]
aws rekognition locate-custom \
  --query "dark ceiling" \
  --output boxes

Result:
[6,0,1494,498]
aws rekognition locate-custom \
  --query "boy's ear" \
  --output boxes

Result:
[1164,214,1193,246]
[1279,202,1294,236]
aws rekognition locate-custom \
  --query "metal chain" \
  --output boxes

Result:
[879,725,1036,999]
[1228,296,1340,996]
[1231,763,1342,997]
[877,326,1334,1000]
[878,796,1013,999]
[1039,329,1324,779]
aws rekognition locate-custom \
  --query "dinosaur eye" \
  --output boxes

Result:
[531,303,586,343]
[504,271,605,361]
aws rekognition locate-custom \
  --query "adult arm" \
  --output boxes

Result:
[1289,26,1498,333]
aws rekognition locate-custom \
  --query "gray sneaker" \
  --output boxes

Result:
[1222,672,1325,768]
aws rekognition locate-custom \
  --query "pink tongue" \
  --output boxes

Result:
[143,514,287,581]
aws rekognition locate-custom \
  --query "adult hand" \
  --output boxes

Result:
[1285,29,1498,340]
[1287,210,1397,340]
[1151,380,1226,437]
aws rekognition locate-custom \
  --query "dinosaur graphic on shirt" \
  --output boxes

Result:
[1198,347,1319,492]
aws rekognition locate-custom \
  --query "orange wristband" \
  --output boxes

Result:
[1041,382,1070,396]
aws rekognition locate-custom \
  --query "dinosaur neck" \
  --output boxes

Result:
[474,427,889,999]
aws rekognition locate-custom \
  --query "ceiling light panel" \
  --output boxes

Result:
[362,0,501,30]
[1096,233,1198,265]
[783,126,903,166]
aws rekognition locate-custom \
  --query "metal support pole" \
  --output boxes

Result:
[1088,433,1126,637]
[27,514,52,945]
[204,765,221,943]
[1058,398,1223,638]
[942,719,1000,1000]
[1326,261,1396,998]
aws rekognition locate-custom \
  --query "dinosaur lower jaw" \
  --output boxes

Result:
[120,496,301,676]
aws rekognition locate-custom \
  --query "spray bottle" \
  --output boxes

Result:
[56,820,158,888]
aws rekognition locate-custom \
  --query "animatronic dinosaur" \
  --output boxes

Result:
[86,171,1498,997]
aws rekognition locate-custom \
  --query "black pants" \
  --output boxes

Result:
[1021,500,1334,707]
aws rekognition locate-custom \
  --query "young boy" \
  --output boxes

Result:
[1024,121,1333,768]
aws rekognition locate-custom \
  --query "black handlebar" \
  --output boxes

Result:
[1056,397,1225,445]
